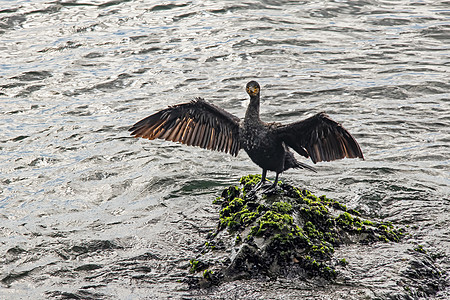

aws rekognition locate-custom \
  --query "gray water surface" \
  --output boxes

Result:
[1,0,449,299]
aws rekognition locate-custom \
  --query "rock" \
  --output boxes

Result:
[187,175,406,287]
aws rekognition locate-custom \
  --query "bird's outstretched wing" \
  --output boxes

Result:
[274,113,364,163]
[129,98,241,156]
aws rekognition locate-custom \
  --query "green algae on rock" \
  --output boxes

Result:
[188,175,406,285]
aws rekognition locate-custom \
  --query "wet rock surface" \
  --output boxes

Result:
[187,175,446,298]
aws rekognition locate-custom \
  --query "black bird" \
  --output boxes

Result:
[129,81,364,190]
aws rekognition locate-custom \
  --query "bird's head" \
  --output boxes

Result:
[246,81,260,97]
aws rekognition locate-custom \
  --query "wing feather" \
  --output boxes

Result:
[176,118,188,142]
[129,98,241,156]
[275,112,364,163]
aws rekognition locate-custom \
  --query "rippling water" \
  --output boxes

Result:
[1,0,449,299]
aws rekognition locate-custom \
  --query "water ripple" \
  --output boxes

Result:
[0,0,449,298]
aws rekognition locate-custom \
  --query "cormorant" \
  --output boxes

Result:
[129,81,364,190]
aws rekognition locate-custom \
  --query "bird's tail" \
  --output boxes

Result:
[293,160,317,173]
[284,151,317,172]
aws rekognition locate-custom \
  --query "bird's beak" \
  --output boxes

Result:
[247,86,259,96]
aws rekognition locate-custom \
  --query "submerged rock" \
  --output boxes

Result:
[187,175,406,286]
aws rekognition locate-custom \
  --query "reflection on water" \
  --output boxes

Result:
[1,0,449,299]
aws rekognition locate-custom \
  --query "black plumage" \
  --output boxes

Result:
[129,81,364,190]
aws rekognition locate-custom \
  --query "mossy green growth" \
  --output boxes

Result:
[203,269,213,280]
[203,175,406,283]
[339,258,349,266]
[413,244,427,254]
[235,234,242,245]
[304,221,323,240]
[189,259,208,274]
[239,174,262,193]
[375,221,405,242]
[218,185,240,203]
[239,174,262,186]
[335,212,405,243]
[204,241,216,250]
[249,210,294,237]
[336,212,355,227]
[272,201,293,214]
[300,256,337,279]
[309,243,334,259]
[189,259,200,273]
[218,196,266,232]
[216,176,272,232]
[219,197,245,231]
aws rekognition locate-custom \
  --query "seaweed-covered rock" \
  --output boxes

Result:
[188,175,406,286]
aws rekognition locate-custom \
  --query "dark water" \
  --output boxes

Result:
[1,0,449,299]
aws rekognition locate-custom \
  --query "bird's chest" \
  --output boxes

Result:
[241,126,266,151]
[240,123,283,164]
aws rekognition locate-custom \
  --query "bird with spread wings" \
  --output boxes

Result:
[129,81,364,191]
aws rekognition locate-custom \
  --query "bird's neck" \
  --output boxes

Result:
[245,95,261,122]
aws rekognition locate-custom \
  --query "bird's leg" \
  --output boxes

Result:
[262,172,280,193]
[253,169,267,191]
[273,172,279,188]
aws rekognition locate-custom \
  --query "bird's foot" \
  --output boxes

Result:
[261,182,279,195]
[252,179,266,191]
[251,180,279,194]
